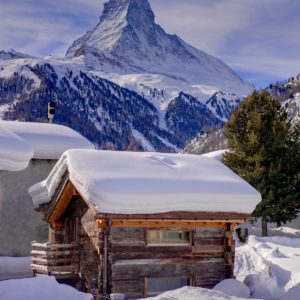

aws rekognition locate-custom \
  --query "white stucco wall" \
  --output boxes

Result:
[0,159,56,256]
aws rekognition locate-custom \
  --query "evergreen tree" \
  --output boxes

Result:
[222,91,300,236]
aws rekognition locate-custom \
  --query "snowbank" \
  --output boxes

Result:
[213,279,250,298]
[140,286,261,300]
[0,276,92,300]
[0,121,94,160]
[235,235,300,300]
[0,126,33,171]
[280,284,300,300]
[0,257,32,281]
[29,150,261,214]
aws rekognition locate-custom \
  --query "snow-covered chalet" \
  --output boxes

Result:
[29,150,261,299]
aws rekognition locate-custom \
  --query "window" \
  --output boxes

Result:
[146,230,191,246]
[146,277,191,296]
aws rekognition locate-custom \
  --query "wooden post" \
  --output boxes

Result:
[102,220,111,297]
[225,223,233,278]
[98,229,104,298]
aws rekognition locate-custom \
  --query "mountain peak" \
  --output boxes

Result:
[101,0,154,25]
[66,0,253,95]
[67,0,155,57]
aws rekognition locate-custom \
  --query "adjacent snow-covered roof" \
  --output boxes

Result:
[0,121,94,160]
[0,126,34,171]
[29,150,261,214]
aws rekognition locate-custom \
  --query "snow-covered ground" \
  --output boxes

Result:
[142,286,261,300]
[1,229,300,299]
[0,276,92,300]
[140,230,300,300]
[235,234,300,300]
[0,257,32,281]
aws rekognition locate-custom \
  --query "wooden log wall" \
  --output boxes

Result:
[60,196,101,293]
[108,225,236,299]
[51,194,240,298]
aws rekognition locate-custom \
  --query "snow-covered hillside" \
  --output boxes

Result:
[267,75,300,126]
[185,74,300,155]
[0,49,34,60]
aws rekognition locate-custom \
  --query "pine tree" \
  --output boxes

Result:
[222,91,300,236]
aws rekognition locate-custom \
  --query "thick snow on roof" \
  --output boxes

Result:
[0,126,34,171]
[201,149,229,161]
[29,150,261,214]
[0,121,94,160]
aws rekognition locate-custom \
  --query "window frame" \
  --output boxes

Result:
[145,229,193,247]
[144,276,193,297]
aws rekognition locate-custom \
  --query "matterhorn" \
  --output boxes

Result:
[67,0,252,98]
[0,0,254,152]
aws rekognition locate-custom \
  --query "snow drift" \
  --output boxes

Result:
[0,276,92,300]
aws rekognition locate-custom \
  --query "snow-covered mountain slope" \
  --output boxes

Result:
[185,74,300,155]
[184,128,227,155]
[1,56,210,151]
[206,92,242,122]
[0,0,257,152]
[0,50,35,60]
[67,0,253,98]
[267,74,300,126]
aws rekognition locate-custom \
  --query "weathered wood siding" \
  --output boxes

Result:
[108,226,231,299]
[61,196,101,292]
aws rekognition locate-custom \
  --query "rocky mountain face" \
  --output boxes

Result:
[266,74,300,126]
[0,0,255,152]
[184,128,227,155]
[67,0,252,96]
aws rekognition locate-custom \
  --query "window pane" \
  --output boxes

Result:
[147,277,189,295]
[147,230,191,245]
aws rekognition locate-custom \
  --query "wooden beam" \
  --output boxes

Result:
[96,219,245,228]
[48,180,75,224]
[96,211,250,221]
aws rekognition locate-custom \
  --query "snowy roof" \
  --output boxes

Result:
[201,149,229,161]
[0,121,94,161]
[0,125,34,171]
[29,150,261,215]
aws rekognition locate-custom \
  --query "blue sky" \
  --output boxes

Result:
[0,0,299,88]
